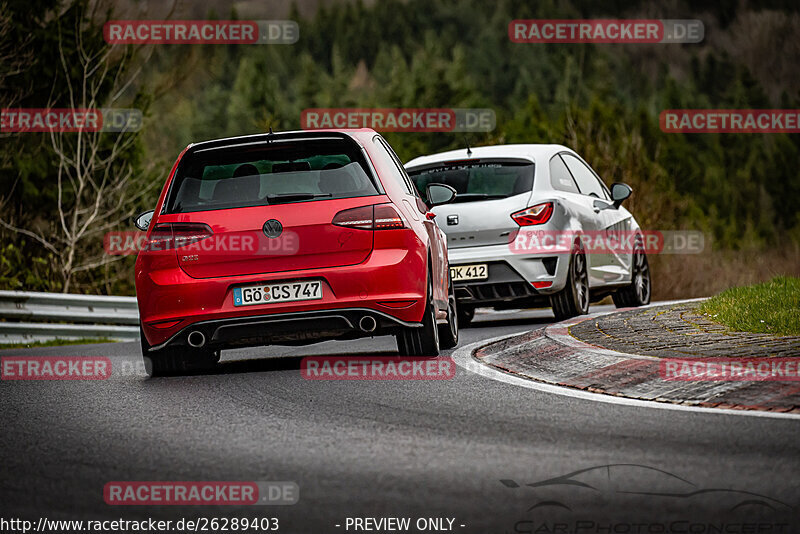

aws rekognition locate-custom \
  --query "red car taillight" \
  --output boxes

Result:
[511,202,554,226]
[332,206,374,230]
[147,223,213,250]
[171,223,214,247]
[332,204,405,230]
[373,204,405,229]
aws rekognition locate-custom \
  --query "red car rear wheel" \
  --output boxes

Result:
[396,270,440,357]
[140,326,219,377]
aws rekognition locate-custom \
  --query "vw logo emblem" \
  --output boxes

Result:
[263,219,283,239]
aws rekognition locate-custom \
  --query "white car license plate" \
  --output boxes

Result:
[233,280,322,306]
[450,264,489,282]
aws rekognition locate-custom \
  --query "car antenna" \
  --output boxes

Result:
[464,136,472,157]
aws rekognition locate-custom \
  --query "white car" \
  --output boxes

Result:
[405,144,651,326]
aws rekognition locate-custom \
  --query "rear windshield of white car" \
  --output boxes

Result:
[407,160,533,204]
[165,138,380,213]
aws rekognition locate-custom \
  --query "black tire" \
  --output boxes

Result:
[396,331,410,355]
[457,305,475,328]
[140,326,219,377]
[396,270,440,357]
[612,246,651,308]
[550,246,590,321]
[438,277,459,350]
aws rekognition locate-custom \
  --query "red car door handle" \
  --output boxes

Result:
[426,212,437,220]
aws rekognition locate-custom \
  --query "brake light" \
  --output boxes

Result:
[147,224,173,248]
[332,204,405,230]
[511,202,553,226]
[373,204,404,229]
[171,223,214,247]
[147,223,213,250]
[332,206,374,229]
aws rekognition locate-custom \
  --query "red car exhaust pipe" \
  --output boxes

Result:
[359,316,377,333]
[187,331,206,348]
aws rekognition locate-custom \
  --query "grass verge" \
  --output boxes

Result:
[698,276,800,336]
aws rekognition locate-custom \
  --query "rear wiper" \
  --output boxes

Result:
[266,193,332,204]
[452,193,507,202]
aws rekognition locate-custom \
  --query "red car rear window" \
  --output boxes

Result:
[166,138,380,213]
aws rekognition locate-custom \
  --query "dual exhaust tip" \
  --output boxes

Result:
[186,316,376,347]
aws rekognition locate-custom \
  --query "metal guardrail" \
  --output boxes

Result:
[0,290,139,344]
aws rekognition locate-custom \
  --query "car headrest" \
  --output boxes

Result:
[233,163,260,178]
[272,161,312,173]
[513,174,530,194]
[318,167,359,194]
[444,170,469,194]
[175,177,203,207]
[212,175,261,202]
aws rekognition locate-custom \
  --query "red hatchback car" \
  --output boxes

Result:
[134,129,459,375]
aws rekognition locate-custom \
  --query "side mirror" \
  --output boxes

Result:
[425,183,457,207]
[610,183,632,208]
[133,210,154,231]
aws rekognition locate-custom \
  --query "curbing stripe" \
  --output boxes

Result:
[452,301,800,420]
[453,335,800,420]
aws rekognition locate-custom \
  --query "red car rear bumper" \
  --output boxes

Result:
[136,238,427,348]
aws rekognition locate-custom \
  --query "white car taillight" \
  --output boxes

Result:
[511,202,554,226]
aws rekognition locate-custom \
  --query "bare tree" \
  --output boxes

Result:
[0,2,159,292]
[0,2,34,167]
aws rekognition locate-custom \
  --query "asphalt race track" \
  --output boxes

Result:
[2,305,799,533]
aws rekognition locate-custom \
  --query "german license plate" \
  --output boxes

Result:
[233,280,322,306]
[450,264,488,282]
